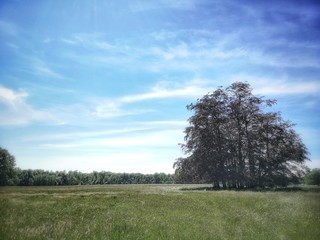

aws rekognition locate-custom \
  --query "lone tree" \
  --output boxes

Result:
[174,82,309,189]
[0,147,17,186]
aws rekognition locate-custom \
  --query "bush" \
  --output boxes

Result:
[304,169,320,185]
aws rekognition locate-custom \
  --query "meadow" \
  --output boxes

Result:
[0,185,319,240]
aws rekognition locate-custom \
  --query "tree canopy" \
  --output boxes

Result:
[304,169,320,185]
[0,147,17,186]
[174,82,309,188]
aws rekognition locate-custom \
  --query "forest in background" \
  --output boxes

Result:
[7,168,174,186]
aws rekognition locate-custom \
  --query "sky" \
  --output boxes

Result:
[0,0,319,174]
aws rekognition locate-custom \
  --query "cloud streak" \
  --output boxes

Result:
[0,85,54,126]
[2,76,317,127]
[58,28,320,76]
[31,58,64,79]
[0,85,28,109]
[232,76,320,95]
[92,79,215,119]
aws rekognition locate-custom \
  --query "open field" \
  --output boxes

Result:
[1,185,319,240]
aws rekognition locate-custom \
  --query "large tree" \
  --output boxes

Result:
[174,82,309,188]
[0,147,17,186]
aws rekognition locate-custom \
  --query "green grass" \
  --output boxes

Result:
[0,185,319,240]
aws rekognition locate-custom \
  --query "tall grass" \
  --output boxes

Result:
[0,185,319,239]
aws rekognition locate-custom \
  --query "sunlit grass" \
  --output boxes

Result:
[1,185,319,239]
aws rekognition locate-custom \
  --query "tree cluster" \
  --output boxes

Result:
[0,147,16,186]
[304,168,320,185]
[0,147,174,186]
[14,169,174,186]
[174,82,308,188]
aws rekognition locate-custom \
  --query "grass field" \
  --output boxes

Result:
[0,185,319,240]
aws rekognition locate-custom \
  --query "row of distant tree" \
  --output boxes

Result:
[14,169,174,186]
[0,147,174,186]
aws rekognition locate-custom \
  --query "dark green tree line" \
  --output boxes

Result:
[0,147,17,186]
[0,147,174,186]
[14,169,174,186]
[304,169,320,185]
[5,167,174,186]
[174,82,309,188]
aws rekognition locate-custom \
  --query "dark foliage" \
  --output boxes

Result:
[14,169,174,186]
[0,147,17,186]
[174,82,309,188]
[0,147,174,186]
[304,168,320,185]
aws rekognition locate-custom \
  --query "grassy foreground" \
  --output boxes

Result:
[0,185,319,240]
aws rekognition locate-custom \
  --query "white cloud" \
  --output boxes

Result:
[119,79,213,104]
[0,79,205,126]
[256,81,320,95]
[0,85,55,126]
[3,75,316,127]
[61,38,78,45]
[92,99,154,119]
[22,127,152,143]
[21,121,187,150]
[31,58,64,79]
[38,129,181,150]
[151,44,190,60]
[92,79,214,118]
[147,43,249,72]
[232,76,320,95]
[61,34,115,50]
[59,32,249,72]
[0,85,28,109]
[92,129,181,148]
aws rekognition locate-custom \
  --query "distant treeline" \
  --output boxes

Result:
[13,169,174,186]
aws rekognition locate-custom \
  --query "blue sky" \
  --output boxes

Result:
[0,0,319,173]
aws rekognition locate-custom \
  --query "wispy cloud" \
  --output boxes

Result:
[232,76,320,95]
[59,32,249,72]
[0,79,205,126]
[92,79,215,118]
[39,129,181,150]
[2,74,317,127]
[0,85,54,126]
[22,120,187,144]
[255,81,320,95]
[0,85,28,109]
[61,33,115,50]
[120,79,212,103]
[57,27,320,77]
[31,58,64,79]
[22,127,152,143]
